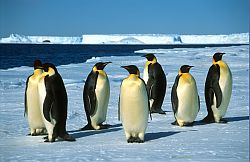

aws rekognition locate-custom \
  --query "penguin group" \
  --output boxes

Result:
[25,52,232,143]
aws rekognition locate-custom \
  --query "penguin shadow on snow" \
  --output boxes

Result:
[224,115,249,122]
[194,115,249,125]
[145,131,183,142]
[69,124,123,139]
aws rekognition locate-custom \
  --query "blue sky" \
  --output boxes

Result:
[0,0,249,37]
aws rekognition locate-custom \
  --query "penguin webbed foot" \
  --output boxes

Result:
[218,118,228,123]
[99,123,111,129]
[127,137,144,143]
[150,109,166,115]
[171,121,178,125]
[201,115,215,123]
[62,134,76,142]
[79,124,95,131]
[44,138,55,143]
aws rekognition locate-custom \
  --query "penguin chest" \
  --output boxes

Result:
[26,78,44,128]
[120,79,149,132]
[38,77,55,135]
[91,75,110,124]
[213,64,232,119]
[143,64,149,84]
[176,75,199,123]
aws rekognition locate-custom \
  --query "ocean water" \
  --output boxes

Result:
[0,43,246,69]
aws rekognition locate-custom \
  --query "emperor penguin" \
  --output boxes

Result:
[119,65,150,143]
[202,52,232,123]
[24,60,46,135]
[142,54,167,114]
[80,62,111,130]
[171,65,200,126]
[38,63,75,142]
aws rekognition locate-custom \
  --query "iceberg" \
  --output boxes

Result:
[0,33,248,44]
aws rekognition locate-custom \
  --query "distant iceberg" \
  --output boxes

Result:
[0,33,248,44]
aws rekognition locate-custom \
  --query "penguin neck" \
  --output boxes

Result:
[34,69,43,76]
[214,60,228,69]
[128,74,139,80]
[93,67,106,77]
[46,67,56,76]
[178,71,192,82]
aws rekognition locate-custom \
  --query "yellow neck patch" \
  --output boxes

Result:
[47,67,55,76]
[93,66,106,76]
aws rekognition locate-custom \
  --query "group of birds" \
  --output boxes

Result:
[24,52,232,143]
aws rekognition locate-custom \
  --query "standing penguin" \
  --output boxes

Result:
[142,54,166,114]
[24,60,46,135]
[202,52,232,123]
[80,62,111,130]
[38,63,75,142]
[171,65,200,126]
[119,65,150,143]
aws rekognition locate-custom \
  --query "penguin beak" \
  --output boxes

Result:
[121,66,128,70]
[189,66,194,68]
[104,62,112,66]
[142,54,149,59]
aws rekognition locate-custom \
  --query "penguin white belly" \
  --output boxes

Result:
[26,79,45,129]
[91,74,110,129]
[38,77,56,140]
[212,65,232,122]
[176,77,199,125]
[143,64,149,84]
[120,79,149,138]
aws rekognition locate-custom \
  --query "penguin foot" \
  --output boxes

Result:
[134,137,144,143]
[79,124,95,131]
[62,134,76,142]
[201,115,215,123]
[127,137,134,143]
[218,119,228,123]
[171,121,178,125]
[43,136,48,140]
[150,109,166,115]
[183,122,194,127]
[127,137,144,143]
[44,138,55,143]
[99,124,111,129]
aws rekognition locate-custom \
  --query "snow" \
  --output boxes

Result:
[0,33,249,44]
[0,45,249,161]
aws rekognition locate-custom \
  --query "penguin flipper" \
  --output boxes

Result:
[140,77,152,120]
[205,64,222,109]
[43,76,55,123]
[83,71,98,126]
[43,96,53,122]
[118,94,121,121]
[24,75,31,117]
[171,75,180,114]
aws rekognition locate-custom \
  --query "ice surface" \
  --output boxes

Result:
[0,33,249,44]
[0,45,249,161]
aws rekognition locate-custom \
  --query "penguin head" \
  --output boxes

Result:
[179,65,194,74]
[121,65,140,76]
[94,62,112,71]
[143,54,157,62]
[213,52,225,63]
[42,63,57,75]
[33,60,43,70]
